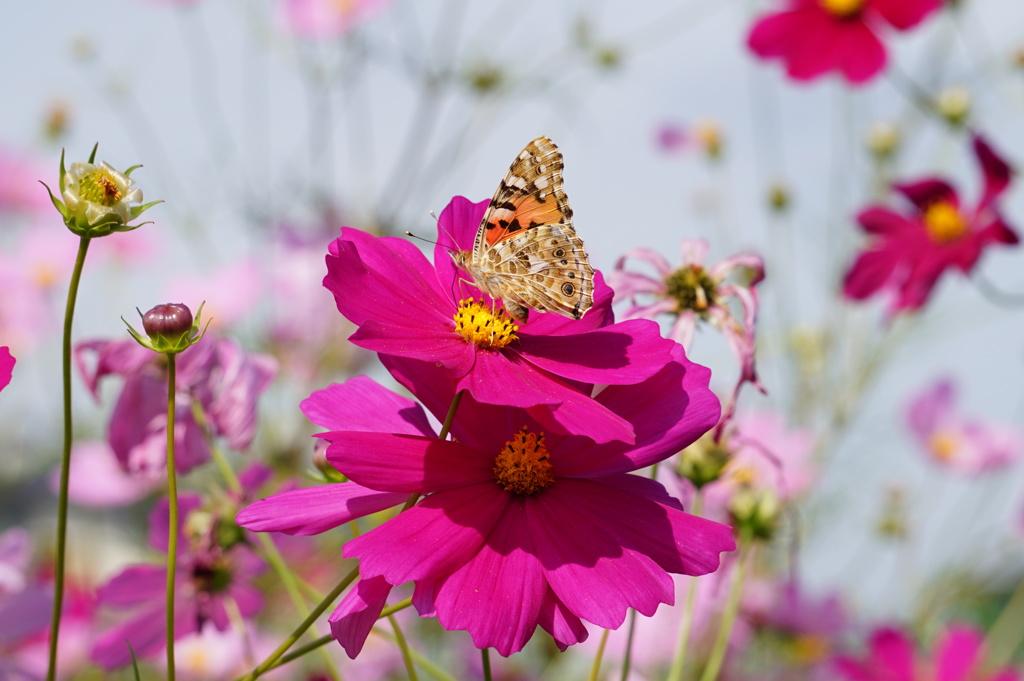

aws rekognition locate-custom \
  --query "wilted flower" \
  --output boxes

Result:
[843,135,1019,315]
[747,0,942,85]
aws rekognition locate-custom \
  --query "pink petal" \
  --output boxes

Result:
[668,310,697,348]
[329,575,393,659]
[96,565,166,608]
[432,196,489,290]
[935,624,984,681]
[343,483,509,584]
[895,179,959,213]
[50,441,159,508]
[679,239,710,267]
[348,319,476,377]
[74,339,152,399]
[870,627,916,681]
[0,346,13,392]
[300,375,434,436]
[871,0,942,30]
[905,379,954,441]
[973,135,1013,209]
[842,247,903,302]
[707,252,765,285]
[326,432,493,493]
[430,502,547,656]
[831,18,887,84]
[236,483,406,535]
[606,270,667,301]
[614,247,675,278]
[857,207,917,236]
[538,588,589,651]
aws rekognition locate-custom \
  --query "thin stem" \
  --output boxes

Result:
[47,235,91,681]
[619,610,637,681]
[984,576,1024,668]
[373,629,459,681]
[481,648,492,681]
[390,614,419,681]
[666,491,704,681]
[237,567,360,681]
[438,390,464,441]
[165,353,179,681]
[698,533,751,681]
[588,629,609,681]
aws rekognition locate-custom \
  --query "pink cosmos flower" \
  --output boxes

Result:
[905,378,1023,474]
[48,441,160,507]
[834,623,1020,681]
[656,123,689,154]
[0,346,13,393]
[91,493,266,669]
[843,135,1019,315]
[238,344,735,657]
[0,147,50,215]
[76,336,277,474]
[164,259,263,332]
[280,0,389,39]
[324,195,680,445]
[609,239,765,429]
[0,529,54,669]
[746,0,942,85]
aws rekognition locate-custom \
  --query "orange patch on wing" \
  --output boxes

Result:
[485,194,565,246]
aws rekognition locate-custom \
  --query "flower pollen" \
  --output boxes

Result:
[665,265,718,314]
[923,201,969,243]
[453,298,519,350]
[79,167,123,206]
[493,427,555,496]
[819,0,865,18]
[928,430,959,461]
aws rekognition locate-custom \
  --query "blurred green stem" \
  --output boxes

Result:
[698,530,752,681]
[588,629,610,681]
[391,614,419,681]
[985,576,1024,667]
[481,648,492,681]
[666,490,704,681]
[46,235,91,681]
[165,353,179,681]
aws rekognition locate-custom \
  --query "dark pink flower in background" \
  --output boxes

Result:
[656,123,689,154]
[0,346,13,393]
[834,624,1020,681]
[905,378,1022,474]
[747,0,942,85]
[324,196,680,445]
[48,441,161,507]
[76,336,277,474]
[609,239,765,427]
[92,493,266,669]
[239,345,733,657]
[843,135,1019,315]
[280,0,389,38]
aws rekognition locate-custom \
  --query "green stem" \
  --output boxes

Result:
[619,610,637,681]
[165,354,179,681]
[439,390,464,441]
[390,614,419,681]
[666,491,704,681]
[238,567,359,681]
[46,235,91,681]
[698,533,751,681]
[588,629,609,681]
[984,576,1024,668]
[481,648,492,681]
[373,629,459,681]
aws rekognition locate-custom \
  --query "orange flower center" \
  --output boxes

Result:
[928,430,959,461]
[819,0,865,17]
[923,201,969,244]
[453,298,518,350]
[493,427,555,496]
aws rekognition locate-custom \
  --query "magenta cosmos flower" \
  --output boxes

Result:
[91,493,265,669]
[609,239,765,426]
[238,345,735,657]
[835,624,1020,681]
[906,378,1023,474]
[324,195,679,445]
[747,0,942,85]
[0,346,13,393]
[844,135,1019,315]
[76,336,277,474]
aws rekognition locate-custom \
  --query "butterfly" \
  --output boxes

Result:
[451,137,594,323]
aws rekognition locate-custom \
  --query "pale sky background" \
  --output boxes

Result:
[3,0,1024,624]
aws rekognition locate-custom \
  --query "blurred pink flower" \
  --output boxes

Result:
[280,0,389,39]
[834,623,1020,681]
[0,529,53,662]
[610,239,766,429]
[0,346,13,393]
[843,135,1018,315]
[747,0,942,85]
[48,441,160,508]
[0,147,50,215]
[905,379,1023,474]
[656,124,689,154]
[164,259,263,331]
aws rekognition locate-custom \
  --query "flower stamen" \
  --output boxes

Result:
[453,298,519,350]
[819,0,865,18]
[928,430,959,461]
[665,265,718,315]
[78,168,124,206]
[493,427,555,496]
[923,201,969,243]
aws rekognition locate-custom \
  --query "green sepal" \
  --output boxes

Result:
[124,301,212,355]
[39,181,71,221]
[129,199,163,220]
[124,164,143,177]
[108,220,153,234]
[58,148,67,191]
[127,641,143,681]
[86,142,99,165]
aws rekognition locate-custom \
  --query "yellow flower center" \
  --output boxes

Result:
[726,462,758,487]
[665,265,717,315]
[819,0,865,17]
[79,167,123,206]
[787,634,831,664]
[928,430,959,461]
[493,427,555,496]
[31,262,58,289]
[453,298,519,350]
[923,201,969,244]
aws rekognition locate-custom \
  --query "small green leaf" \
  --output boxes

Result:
[87,142,99,165]
[124,164,143,177]
[129,199,163,220]
[39,181,70,220]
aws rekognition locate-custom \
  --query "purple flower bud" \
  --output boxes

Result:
[142,303,193,342]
